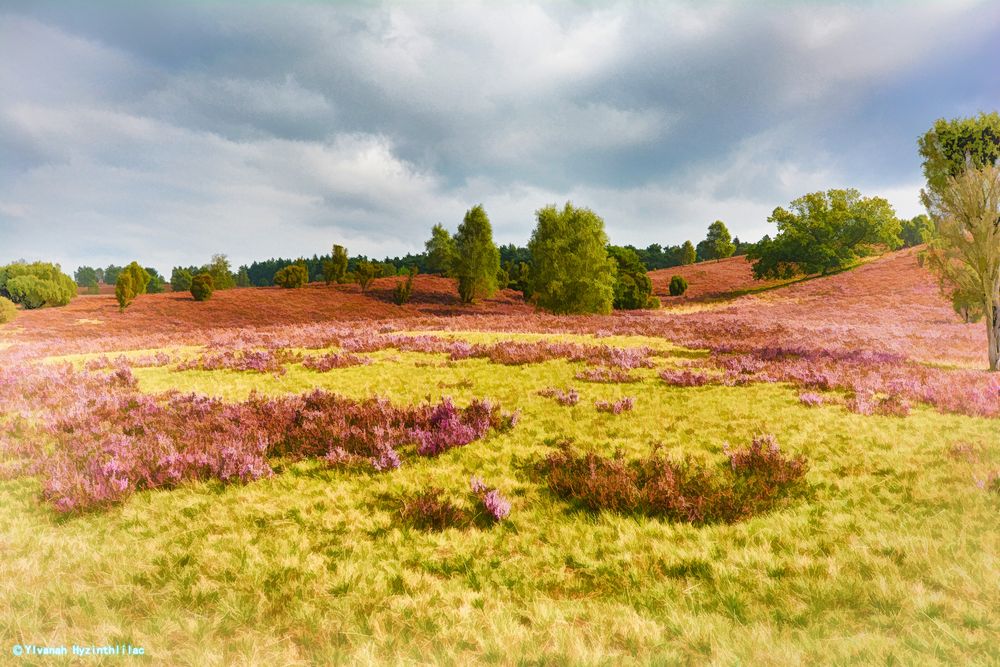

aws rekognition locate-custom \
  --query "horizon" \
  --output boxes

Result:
[2,1,997,273]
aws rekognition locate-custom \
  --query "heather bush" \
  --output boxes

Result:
[594,397,635,414]
[668,275,688,296]
[537,387,580,406]
[469,476,511,522]
[302,352,371,371]
[0,296,16,324]
[190,273,214,301]
[540,435,807,524]
[659,368,711,386]
[575,368,638,383]
[401,488,469,530]
[27,383,514,512]
[798,392,824,407]
[176,348,301,375]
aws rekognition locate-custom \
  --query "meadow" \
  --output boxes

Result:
[1,250,998,665]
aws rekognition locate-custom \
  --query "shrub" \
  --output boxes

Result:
[469,476,511,522]
[302,352,371,371]
[274,264,309,288]
[537,387,580,406]
[540,435,808,524]
[0,296,17,324]
[575,367,638,383]
[393,267,417,305]
[594,397,635,414]
[401,488,469,530]
[115,262,150,313]
[0,262,77,309]
[659,368,711,386]
[190,273,214,301]
[668,275,688,296]
[115,273,135,313]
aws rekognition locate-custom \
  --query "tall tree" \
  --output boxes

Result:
[425,224,457,277]
[748,189,901,279]
[681,240,697,265]
[453,205,500,304]
[323,244,349,285]
[528,202,616,314]
[205,254,236,290]
[702,221,735,261]
[922,164,1000,371]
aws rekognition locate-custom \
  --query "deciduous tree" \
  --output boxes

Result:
[922,164,1000,371]
[749,189,901,279]
[454,205,500,304]
[528,202,616,314]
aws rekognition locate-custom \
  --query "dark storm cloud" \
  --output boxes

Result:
[0,1,997,271]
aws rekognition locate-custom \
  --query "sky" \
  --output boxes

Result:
[1,1,998,273]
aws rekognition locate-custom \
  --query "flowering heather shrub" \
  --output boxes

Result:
[594,397,635,414]
[301,352,371,371]
[723,434,809,517]
[847,391,911,417]
[400,488,468,531]
[176,348,301,375]
[798,392,825,407]
[575,367,638,384]
[6,364,513,512]
[542,446,641,513]
[541,435,808,524]
[537,386,580,406]
[410,398,507,457]
[659,368,712,387]
[469,476,511,522]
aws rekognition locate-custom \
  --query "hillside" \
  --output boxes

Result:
[649,255,792,302]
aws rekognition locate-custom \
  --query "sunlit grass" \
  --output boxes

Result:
[2,333,998,664]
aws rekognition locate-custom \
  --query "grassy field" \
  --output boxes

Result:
[2,326,998,665]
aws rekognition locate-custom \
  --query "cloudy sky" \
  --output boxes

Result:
[1,1,998,272]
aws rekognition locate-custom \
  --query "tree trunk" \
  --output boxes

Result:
[989,301,1000,372]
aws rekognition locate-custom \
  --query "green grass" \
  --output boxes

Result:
[1,333,998,664]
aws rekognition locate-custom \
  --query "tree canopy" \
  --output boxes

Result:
[919,112,1000,198]
[748,189,901,279]
[528,202,616,314]
[697,221,735,262]
[425,224,457,277]
[608,245,654,310]
[453,205,500,304]
[0,262,77,309]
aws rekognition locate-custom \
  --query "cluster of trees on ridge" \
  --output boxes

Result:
[2,112,996,372]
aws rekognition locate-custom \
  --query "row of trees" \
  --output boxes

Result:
[422,202,660,313]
